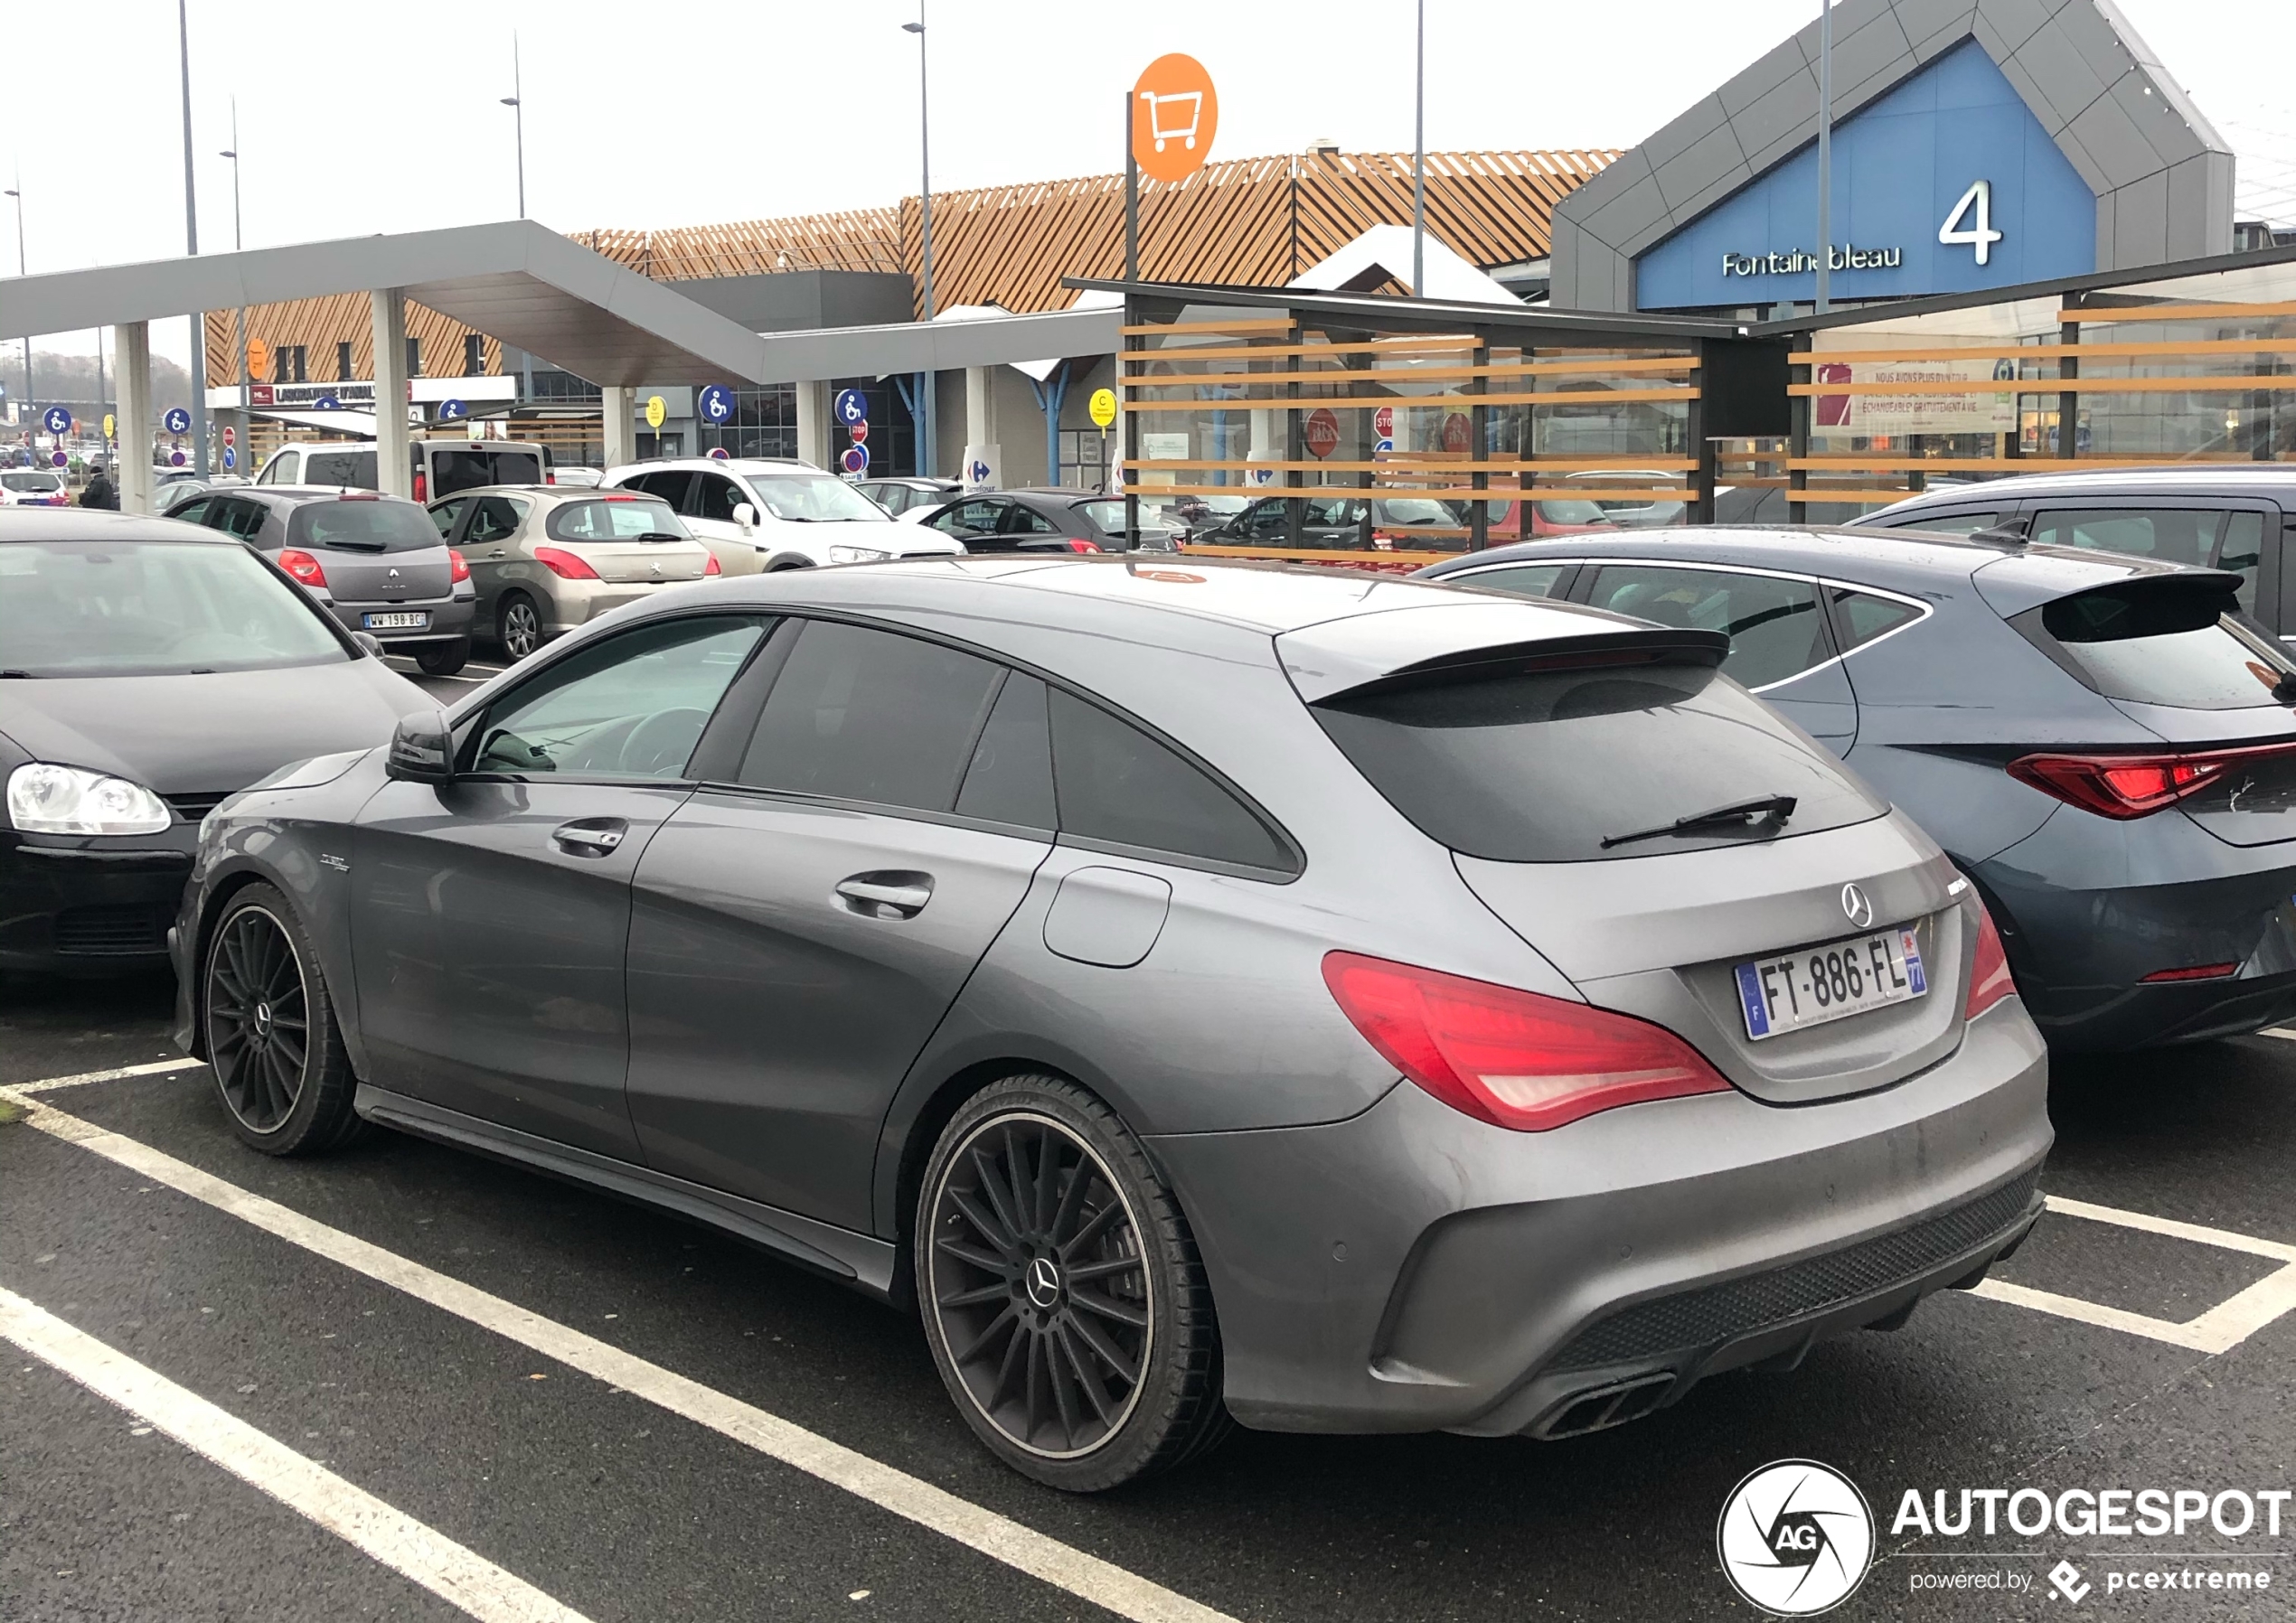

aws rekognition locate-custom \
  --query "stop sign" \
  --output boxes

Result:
[1304,408,1341,460]
[1442,413,1472,453]
[1371,405,1394,439]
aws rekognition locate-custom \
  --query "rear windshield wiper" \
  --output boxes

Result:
[1601,794,1798,850]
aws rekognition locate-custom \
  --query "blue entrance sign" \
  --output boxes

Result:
[833,389,869,427]
[41,406,71,435]
[1633,41,2094,310]
[222,446,236,471]
[162,407,192,435]
[842,444,870,474]
[437,399,468,421]
[699,383,736,425]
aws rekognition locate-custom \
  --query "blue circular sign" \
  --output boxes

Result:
[437,399,467,420]
[162,407,191,435]
[833,389,869,427]
[707,446,729,460]
[699,383,736,425]
[42,406,71,435]
[50,450,66,467]
[314,395,342,411]
[841,444,870,474]
[169,449,186,467]
[221,446,236,471]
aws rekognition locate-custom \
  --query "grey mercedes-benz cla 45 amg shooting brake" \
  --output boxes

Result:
[170,557,2052,1490]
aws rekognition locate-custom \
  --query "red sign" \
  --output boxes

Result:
[850,421,869,444]
[221,425,236,448]
[1304,408,1341,460]
[249,384,274,407]
[1441,412,1472,453]
[1371,405,1394,438]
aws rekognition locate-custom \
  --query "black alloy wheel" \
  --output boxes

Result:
[202,884,363,1156]
[498,593,541,660]
[917,1076,1229,1490]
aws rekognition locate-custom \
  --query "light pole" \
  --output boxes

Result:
[1412,0,1426,297]
[1815,0,1834,314]
[501,33,525,218]
[5,177,27,442]
[177,0,209,476]
[903,5,936,476]
[221,97,247,464]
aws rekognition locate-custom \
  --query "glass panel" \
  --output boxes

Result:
[955,673,1056,830]
[428,497,468,538]
[0,540,347,676]
[550,498,686,541]
[1450,563,1565,599]
[1585,566,1831,690]
[1830,588,1924,650]
[473,615,767,779]
[694,474,743,523]
[303,451,377,488]
[1048,690,1292,873]
[737,621,1003,812]
[466,496,531,543]
[2216,511,2264,616]
[2028,508,2223,568]
[2029,581,2296,711]
[1882,509,2000,534]
[287,500,438,554]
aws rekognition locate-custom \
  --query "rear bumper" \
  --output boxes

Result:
[1147,1002,2049,1437]
[543,579,692,634]
[0,825,198,971]
[323,596,475,645]
[1971,808,2296,1049]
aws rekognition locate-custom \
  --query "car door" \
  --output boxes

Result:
[349,612,775,1159]
[456,493,531,624]
[1576,560,1858,748]
[624,616,1054,1229]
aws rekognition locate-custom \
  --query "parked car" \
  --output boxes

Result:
[154,475,251,517]
[1185,493,1488,551]
[856,475,962,518]
[165,486,478,674]
[913,488,1181,552]
[170,556,2046,1491]
[256,438,553,503]
[1416,527,2296,1050]
[1858,465,2290,628]
[550,466,605,489]
[0,470,71,508]
[0,508,425,971]
[603,457,962,576]
[427,485,718,660]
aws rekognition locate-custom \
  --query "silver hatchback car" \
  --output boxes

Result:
[170,558,2049,1491]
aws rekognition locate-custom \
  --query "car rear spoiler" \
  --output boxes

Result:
[1278,599,1729,704]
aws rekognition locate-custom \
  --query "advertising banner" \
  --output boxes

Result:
[1813,357,2018,435]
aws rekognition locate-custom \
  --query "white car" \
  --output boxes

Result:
[602,456,963,575]
[0,469,71,507]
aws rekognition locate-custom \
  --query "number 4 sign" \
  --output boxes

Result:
[1938,179,2003,267]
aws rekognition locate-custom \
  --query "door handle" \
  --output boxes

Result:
[835,871,934,920]
[550,818,627,858]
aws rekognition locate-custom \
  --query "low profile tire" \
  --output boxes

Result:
[916,1074,1230,1492]
[496,592,541,661]
[415,635,471,676]
[202,883,364,1157]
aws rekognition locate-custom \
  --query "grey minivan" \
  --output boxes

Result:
[169,558,2049,1491]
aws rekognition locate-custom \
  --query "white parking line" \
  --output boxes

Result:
[0,1286,592,1623]
[1967,1194,2296,1354]
[14,1057,204,1093]
[0,1081,1235,1623]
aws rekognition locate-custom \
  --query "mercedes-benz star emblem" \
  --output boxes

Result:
[1025,1257,1061,1309]
[1840,883,1875,929]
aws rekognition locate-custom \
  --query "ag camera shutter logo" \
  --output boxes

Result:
[1717,1459,1876,1615]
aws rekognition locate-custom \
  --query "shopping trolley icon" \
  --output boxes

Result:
[1138,88,1203,153]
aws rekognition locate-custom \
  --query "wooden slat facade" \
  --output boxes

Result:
[203,302,499,388]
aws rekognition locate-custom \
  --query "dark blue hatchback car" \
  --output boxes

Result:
[1416,527,2296,1052]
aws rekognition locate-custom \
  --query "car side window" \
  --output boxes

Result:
[694,474,743,523]
[1451,562,1565,599]
[930,499,1002,535]
[466,496,529,544]
[1048,689,1294,874]
[627,470,693,513]
[1234,502,1286,541]
[1002,504,1060,535]
[2028,507,2221,569]
[734,620,1006,813]
[1882,508,1999,535]
[1829,586,1924,650]
[1586,564,1832,690]
[213,499,266,541]
[261,450,298,485]
[955,673,1057,829]
[469,614,769,781]
[2214,511,2264,617]
[428,496,469,539]
[171,497,212,526]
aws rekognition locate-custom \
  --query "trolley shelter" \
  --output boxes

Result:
[1084,279,1790,568]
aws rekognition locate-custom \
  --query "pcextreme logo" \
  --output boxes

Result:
[1717,1459,1877,1616]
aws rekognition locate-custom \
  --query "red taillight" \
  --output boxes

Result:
[2140,962,2239,983]
[546,470,557,485]
[278,548,327,587]
[532,545,599,580]
[1321,952,1731,1132]
[2008,743,2296,820]
[412,471,428,502]
[1062,538,1102,553]
[1966,903,2017,1019]
[702,552,721,576]
[448,548,470,584]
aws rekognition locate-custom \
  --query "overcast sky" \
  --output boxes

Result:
[10,0,2295,367]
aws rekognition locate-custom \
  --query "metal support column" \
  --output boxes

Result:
[115,323,154,515]
[369,289,410,497]
[2058,302,2081,461]
[1788,333,1812,518]
[1468,338,1490,550]
[1285,331,1303,549]
[601,384,636,471]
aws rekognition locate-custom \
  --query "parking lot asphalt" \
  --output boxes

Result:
[6,964,2296,1622]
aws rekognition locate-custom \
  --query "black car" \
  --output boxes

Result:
[1188,492,1474,552]
[1416,526,2296,1051]
[161,486,480,673]
[914,488,1180,552]
[0,508,426,971]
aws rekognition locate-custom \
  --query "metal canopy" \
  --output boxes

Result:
[0,219,773,386]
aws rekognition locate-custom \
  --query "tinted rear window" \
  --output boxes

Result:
[1048,690,1297,875]
[303,451,377,488]
[1313,659,1885,862]
[287,498,440,552]
[2019,579,2296,711]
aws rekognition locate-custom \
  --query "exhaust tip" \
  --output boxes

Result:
[1530,1372,1676,1440]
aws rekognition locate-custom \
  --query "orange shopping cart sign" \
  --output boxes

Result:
[1132,54,1219,185]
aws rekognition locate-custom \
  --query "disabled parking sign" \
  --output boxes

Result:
[833,389,868,427]
[699,383,736,425]
[42,406,71,435]
[163,407,192,435]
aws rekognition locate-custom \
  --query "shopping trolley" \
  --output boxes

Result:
[1138,88,1203,153]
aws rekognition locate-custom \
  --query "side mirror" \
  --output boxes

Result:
[733,502,757,533]
[353,632,385,659]
[385,709,456,783]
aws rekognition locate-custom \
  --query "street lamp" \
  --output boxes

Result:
[178,0,210,477]
[903,6,936,476]
[5,178,27,436]
[1815,0,1835,314]
[1412,0,1426,297]
[501,33,525,218]
[222,95,249,446]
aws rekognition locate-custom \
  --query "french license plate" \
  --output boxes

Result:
[1735,926,1927,1040]
[362,611,428,630]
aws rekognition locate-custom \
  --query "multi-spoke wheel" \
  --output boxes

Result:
[202,883,362,1156]
[917,1076,1229,1491]
[497,593,541,661]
